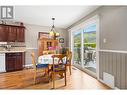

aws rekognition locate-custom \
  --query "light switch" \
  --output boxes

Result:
[103,38,106,43]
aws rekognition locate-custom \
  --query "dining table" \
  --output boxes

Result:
[38,54,66,65]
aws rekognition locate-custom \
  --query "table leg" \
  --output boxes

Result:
[59,73,64,78]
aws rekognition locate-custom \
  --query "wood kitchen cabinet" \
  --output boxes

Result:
[8,26,17,42]
[14,53,24,71]
[17,27,25,42]
[6,52,24,72]
[0,24,25,42]
[6,53,16,72]
[0,25,7,41]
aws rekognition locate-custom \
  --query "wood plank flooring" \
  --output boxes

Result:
[0,67,110,89]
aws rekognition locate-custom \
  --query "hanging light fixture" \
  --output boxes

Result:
[49,18,60,40]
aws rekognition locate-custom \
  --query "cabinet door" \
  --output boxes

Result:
[8,26,17,42]
[6,53,16,72]
[15,53,23,70]
[52,40,58,47]
[17,27,25,42]
[38,40,44,56]
[0,25,7,41]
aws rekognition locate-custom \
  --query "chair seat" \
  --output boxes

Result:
[51,64,65,72]
[36,64,48,69]
[54,68,65,72]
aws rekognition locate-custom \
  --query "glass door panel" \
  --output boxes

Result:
[83,24,96,73]
[73,30,82,65]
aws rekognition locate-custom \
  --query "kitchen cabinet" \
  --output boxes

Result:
[6,53,16,72]
[0,24,25,42]
[14,53,24,70]
[0,25,7,41]
[8,26,17,42]
[6,52,24,72]
[17,27,25,42]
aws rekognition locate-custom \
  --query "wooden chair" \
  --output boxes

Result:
[51,54,67,89]
[31,52,49,84]
[66,51,72,75]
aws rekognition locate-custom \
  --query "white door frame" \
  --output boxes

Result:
[70,15,100,79]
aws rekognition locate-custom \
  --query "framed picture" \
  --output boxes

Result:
[59,38,64,43]
[38,32,49,39]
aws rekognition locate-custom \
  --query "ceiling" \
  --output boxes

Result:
[14,6,99,28]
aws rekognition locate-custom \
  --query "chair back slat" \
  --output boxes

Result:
[31,52,36,70]
[66,51,72,64]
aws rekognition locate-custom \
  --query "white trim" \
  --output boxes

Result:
[69,29,72,50]
[114,87,120,90]
[70,30,73,63]
[68,15,98,32]
[99,49,127,54]
[96,16,100,80]
[24,64,33,67]
[81,29,84,68]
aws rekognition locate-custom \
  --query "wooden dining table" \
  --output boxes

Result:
[38,54,66,65]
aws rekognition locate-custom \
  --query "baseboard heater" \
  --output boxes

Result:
[103,72,115,88]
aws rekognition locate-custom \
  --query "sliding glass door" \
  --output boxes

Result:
[83,24,96,73]
[73,30,82,66]
[72,21,97,76]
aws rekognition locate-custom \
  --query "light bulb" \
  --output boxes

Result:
[56,32,60,36]
[49,31,54,36]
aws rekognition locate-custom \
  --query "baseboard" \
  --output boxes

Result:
[114,87,120,90]
[99,78,119,89]
[24,64,33,67]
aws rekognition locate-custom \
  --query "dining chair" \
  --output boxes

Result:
[31,52,49,84]
[65,51,72,75]
[51,54,67,89]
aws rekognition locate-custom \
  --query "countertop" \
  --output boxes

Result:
[0,47,26,53]
[0,50,26,53]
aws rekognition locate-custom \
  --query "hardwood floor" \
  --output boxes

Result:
[0,67,110,89]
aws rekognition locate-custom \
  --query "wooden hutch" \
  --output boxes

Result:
[38,32,58,56]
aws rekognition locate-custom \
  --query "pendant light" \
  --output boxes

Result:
[49,18,60,40]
